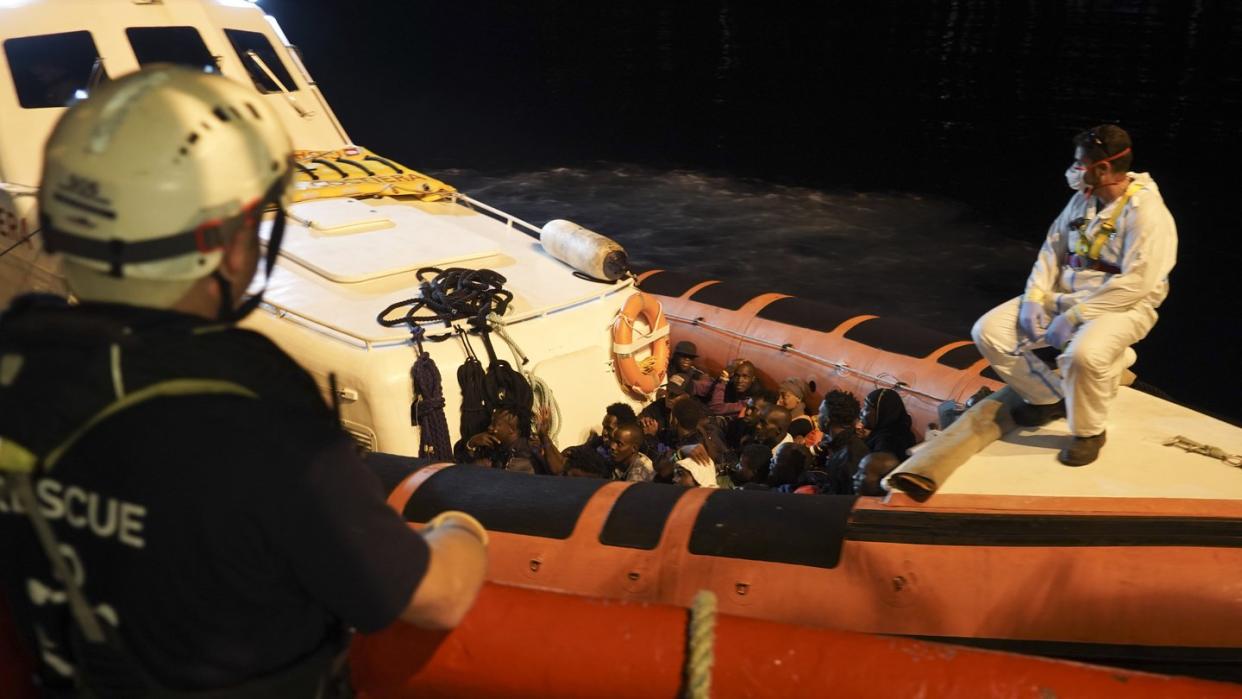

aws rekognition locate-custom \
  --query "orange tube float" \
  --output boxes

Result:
[388,464,1242,682]
[637,269,1002,435]
[351,581,1242,698]
[612,291,671,396]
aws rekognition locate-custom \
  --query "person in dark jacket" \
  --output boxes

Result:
[457,407,550,474]
[653,396,724,483]
[862,388,917,461]
[707,359,764,416]
[728,443,774,487]
[0,68,486,696]
[583,402,639,455]
[768,419,814,488]
[814,389,871,494]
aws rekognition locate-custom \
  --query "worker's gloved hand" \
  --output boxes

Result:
[1018,301,1049,341]
[425,510,489,546]
[1044,313,1079,350]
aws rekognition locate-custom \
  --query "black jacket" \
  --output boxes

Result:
[0,296,427,695]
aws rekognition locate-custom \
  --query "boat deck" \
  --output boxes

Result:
[260,197,634,345]
[937,386,1242,499]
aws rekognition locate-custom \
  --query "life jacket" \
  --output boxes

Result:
[0,294,350,698]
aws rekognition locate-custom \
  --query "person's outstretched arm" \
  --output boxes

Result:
[401,513,488,629]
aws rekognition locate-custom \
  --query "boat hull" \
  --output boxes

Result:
[351,582,1242,698]
[389,464,1242,681]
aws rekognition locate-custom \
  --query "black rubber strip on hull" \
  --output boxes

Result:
[688,490,858,569]
[687,282,758,311]
[599,482,690,550]
[403,466,608,539]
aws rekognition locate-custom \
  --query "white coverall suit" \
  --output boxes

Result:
[972,172,1177,437]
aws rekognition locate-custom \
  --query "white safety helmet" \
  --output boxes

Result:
[39,65,293,309]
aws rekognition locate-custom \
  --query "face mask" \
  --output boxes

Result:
[1067,144,1132,192]
[1065,164,1087,192]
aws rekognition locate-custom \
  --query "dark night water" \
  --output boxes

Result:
[264,0,1241,423]
[443,165,1035,333]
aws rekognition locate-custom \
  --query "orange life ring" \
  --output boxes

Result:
[612,291,670,395]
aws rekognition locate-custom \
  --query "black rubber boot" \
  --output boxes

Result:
[1011,400,1066,427]
[1059,432,1107,466]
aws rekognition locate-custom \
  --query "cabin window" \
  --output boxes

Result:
[127,27,217,72]
[4,31,107,109]
[223,29,298,94]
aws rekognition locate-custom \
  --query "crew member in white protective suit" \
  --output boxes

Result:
[972,124,1177,466]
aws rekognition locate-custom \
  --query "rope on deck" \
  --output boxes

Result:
[1164,435,1242,468]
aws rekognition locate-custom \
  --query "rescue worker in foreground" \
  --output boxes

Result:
[972,125,1177,466]
[0,67,487,696]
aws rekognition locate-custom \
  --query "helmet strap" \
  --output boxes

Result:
[213,204,287,323]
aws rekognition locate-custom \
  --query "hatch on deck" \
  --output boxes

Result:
[272,198,499,283]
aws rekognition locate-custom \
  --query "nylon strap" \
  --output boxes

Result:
[10,472,107,643]
[1077,181,1144,260]
[43,379,258,470]
[0,438,37,474]
[612,322,670,356]
[41,223,228,267]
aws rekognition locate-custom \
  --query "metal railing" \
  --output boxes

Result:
[451,192,545,239]
[664,311,958,407]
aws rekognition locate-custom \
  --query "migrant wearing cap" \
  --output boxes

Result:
[972,124,1178,466]
[0,67,487,697]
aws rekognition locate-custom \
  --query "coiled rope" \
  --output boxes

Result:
[409,328,453,460]
[377,267,512,332]
[376,268,513,457]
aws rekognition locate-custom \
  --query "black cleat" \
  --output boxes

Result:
[1011,400,1066,427]
[1059,432,1107,467]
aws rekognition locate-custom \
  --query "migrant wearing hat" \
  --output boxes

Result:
[670,340,704,381]
[672,340,698,358]
[778,378,812,404]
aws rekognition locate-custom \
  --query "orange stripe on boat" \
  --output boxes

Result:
[351,582,1242,699]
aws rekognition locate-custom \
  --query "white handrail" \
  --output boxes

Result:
[451,192,545,239]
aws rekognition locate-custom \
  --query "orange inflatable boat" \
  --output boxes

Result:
[635,268,1004,435]
[351,581,1242,698]
[7,577,1237,698]
[387,463,1242,683]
